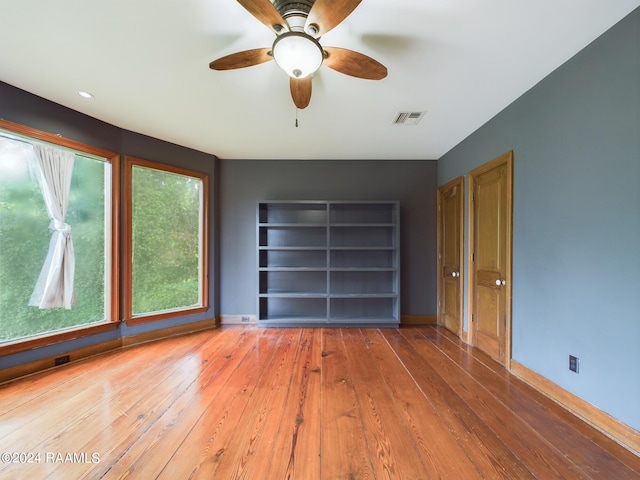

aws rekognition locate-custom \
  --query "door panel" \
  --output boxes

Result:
[437,177,464,337]
[470,152,512,366]
[476,280,501,356]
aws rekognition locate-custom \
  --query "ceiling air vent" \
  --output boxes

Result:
[392,111,425,125]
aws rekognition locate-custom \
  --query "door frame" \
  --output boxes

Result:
[436,176,464,339]
[468,151,513,368]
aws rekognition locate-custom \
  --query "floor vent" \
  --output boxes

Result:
[392,111,425,125]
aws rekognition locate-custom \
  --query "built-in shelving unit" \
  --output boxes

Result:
[258,201,399,327]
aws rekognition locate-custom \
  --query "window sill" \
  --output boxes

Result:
[0,321,120,357]
[124,306,209,326]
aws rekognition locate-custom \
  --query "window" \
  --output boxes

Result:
[124,157,208,324]
[0,121,211,353]
[0,121,119,347]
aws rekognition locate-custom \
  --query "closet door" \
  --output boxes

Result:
[437,177,464,338]
[469,152,513,366]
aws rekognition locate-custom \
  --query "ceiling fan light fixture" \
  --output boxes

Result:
[272,32,323,78]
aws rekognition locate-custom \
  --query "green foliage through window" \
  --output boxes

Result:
[0,134,109,342]
[130,164,203,316]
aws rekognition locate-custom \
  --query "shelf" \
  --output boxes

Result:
[259,296,327,320]
[259,225,327,248]
[330,226,396,248]
[330,297,398,322]
[329,223,396,227]
[260,267,327,272]
[329,293,397,298]
[258,223,326,227]
[259,316,329,324]
[259,202,327,224]
[259,249,327,269]
[329,202,397,224]
[259,246,327,251]
[330,270,397,294]
[328,246,396,251]
[328,316,398,323]
[259,292,328,298]
[259,270,326,295]
[258,201,399,326]
[330,248,396,269]
[329,268,396,272]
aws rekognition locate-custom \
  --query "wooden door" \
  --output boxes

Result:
[437,177,464,338]
[469,152,512,366]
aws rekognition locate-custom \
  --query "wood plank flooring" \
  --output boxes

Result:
[0,325,638,479]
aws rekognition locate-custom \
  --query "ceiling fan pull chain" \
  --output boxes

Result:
[295,108,299,127]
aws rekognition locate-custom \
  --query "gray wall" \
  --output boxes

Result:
[438,8,640,430]
[219,160,437,318]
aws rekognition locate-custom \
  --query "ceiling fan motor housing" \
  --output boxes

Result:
[273,0,314,18]
[273,0,318,35]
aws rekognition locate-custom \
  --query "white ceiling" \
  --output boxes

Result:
[1,1,638,160]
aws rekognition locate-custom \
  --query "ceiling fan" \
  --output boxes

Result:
[209,0,387,109]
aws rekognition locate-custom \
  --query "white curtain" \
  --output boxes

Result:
[29,145,76,309]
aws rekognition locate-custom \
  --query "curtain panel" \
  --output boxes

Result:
[28,144,76,309]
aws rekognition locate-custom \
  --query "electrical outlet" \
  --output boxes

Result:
[54,355,70,366]
[569,355,579,373]
[241,316,250,323]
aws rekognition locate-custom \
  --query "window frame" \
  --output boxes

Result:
[123,156,209,325]
[0,119,120,356]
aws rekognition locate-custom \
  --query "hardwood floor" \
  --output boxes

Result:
[0,325,638,479]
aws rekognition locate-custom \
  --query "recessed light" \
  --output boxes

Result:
[78,91,94,99]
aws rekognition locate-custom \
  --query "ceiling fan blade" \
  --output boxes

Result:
[237,0,289,34]
[209,48,273,70]
[306,0,362,36]
[323,47,387,80]
[290,77,312,109]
